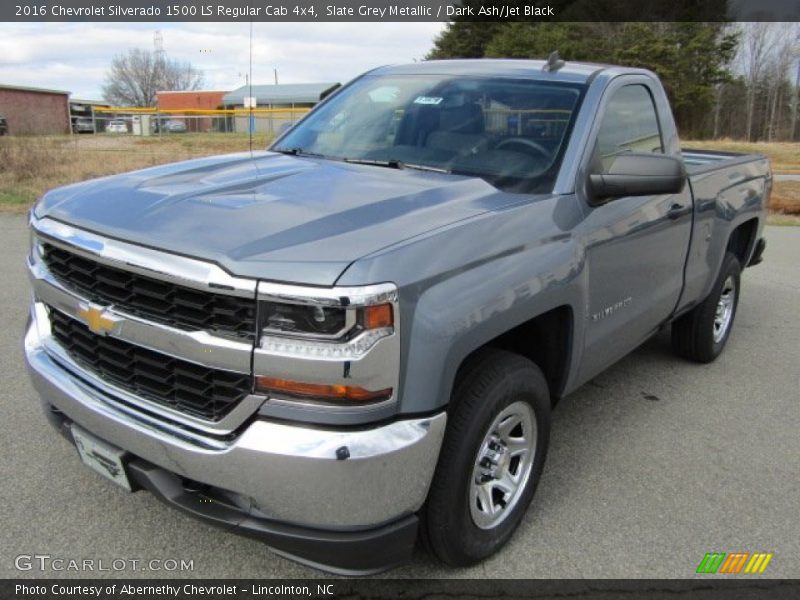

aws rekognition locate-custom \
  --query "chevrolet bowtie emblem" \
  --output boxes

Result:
[77,304,118,335]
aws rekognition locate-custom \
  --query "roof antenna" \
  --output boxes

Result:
[542,51,565,73]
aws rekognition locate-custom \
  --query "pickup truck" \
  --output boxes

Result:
[24,59,770,574]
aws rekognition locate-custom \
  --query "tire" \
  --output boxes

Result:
[421,348,551,566]
[672,251,741,363]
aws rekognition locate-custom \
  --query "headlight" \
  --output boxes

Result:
[254,282,399,407]
[259,301,393,340]
[261,302,350,338]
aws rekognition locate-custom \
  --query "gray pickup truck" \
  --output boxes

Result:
[24,59,769,574]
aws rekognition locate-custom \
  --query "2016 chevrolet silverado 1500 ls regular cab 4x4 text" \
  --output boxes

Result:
[24,58,770,574]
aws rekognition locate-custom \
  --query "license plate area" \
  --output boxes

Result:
[71,426,132,491]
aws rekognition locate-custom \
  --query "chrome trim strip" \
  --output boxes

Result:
[29,258,254,374]
[32,216,257,298]
[29,302,264,435]
[26,312,446,529]
[257,281,398,307]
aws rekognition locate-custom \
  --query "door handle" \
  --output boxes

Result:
[667,203,688,220]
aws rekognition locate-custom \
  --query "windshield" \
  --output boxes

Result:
[273,73,584,193]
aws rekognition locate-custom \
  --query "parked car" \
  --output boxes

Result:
[0,114,7,135]
[153,118,187,134]
[72,118,95,134]
[105,120,127,134]
[25,59,769,575]
[164,119,187,133]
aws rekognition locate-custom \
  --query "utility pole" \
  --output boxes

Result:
[154,30,166,88]
[154,30,165,61]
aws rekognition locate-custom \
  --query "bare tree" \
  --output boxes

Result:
[738,23,773,141]
[764,23,797,141]
[790,29,800,141]
[712,23,740,140]
[102,49,204,107]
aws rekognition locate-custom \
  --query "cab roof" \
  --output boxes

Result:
[373,59,652,85]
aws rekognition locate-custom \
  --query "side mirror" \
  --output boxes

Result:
[589,153,686,201]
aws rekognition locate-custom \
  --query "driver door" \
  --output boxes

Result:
[576,80,693,382]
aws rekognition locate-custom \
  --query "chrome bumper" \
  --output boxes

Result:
[24,307,446,530]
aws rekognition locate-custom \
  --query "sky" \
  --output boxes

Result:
[0,22,445,100]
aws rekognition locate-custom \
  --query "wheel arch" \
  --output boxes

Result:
[726,217,759,269]
[450,305,574,408]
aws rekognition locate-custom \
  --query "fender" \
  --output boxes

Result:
[338,193,587,414]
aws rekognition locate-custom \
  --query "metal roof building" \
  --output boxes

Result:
[222,83,339,108]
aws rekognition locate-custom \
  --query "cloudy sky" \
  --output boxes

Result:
[0,22,445,100]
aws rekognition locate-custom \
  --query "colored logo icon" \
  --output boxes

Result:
[696,552,773,574]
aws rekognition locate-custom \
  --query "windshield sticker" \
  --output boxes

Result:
[413,96,443,105]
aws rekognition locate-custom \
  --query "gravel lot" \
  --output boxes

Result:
[1,214,797,579]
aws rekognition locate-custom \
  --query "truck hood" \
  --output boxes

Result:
[35,151,508,285]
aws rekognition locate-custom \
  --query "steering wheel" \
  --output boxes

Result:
[495,137,550,161]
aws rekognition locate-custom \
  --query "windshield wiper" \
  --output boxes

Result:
[344,158,451,174]
[273,148,327,159]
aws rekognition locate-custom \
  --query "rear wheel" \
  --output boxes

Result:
[672,251,741,363]
[421,348,550,566]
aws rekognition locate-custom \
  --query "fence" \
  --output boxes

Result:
[79,107,312,138]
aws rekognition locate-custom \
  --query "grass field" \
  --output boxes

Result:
[682,139,800,174]
[683,139,800,222]
[1,135,798,222]
[0,133,269,211]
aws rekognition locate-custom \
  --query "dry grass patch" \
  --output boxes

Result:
[770,181,800,215]
[3,135,799,218]
[0,134,271,212]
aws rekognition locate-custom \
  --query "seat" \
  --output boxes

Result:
[425,102,486,155]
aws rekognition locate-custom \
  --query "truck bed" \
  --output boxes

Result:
[681,148,767,176]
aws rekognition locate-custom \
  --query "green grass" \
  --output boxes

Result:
[0,188,29,205]
[767,214,800,226]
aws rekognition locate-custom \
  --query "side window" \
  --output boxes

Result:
[596,84,663,171]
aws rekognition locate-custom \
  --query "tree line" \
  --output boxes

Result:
[428,22,800,142]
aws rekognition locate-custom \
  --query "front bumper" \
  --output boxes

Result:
[24,308,446,573]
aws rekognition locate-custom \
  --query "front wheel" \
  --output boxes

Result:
[672,251,741,363]
[421,348,550,566]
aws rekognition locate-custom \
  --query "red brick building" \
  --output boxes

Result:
[0,84,70,135]
[156,90,227,133]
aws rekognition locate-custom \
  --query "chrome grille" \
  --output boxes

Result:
[49,308,252,421]
[41,243,256,341]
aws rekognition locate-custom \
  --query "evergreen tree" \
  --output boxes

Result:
[429,21,739,138]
